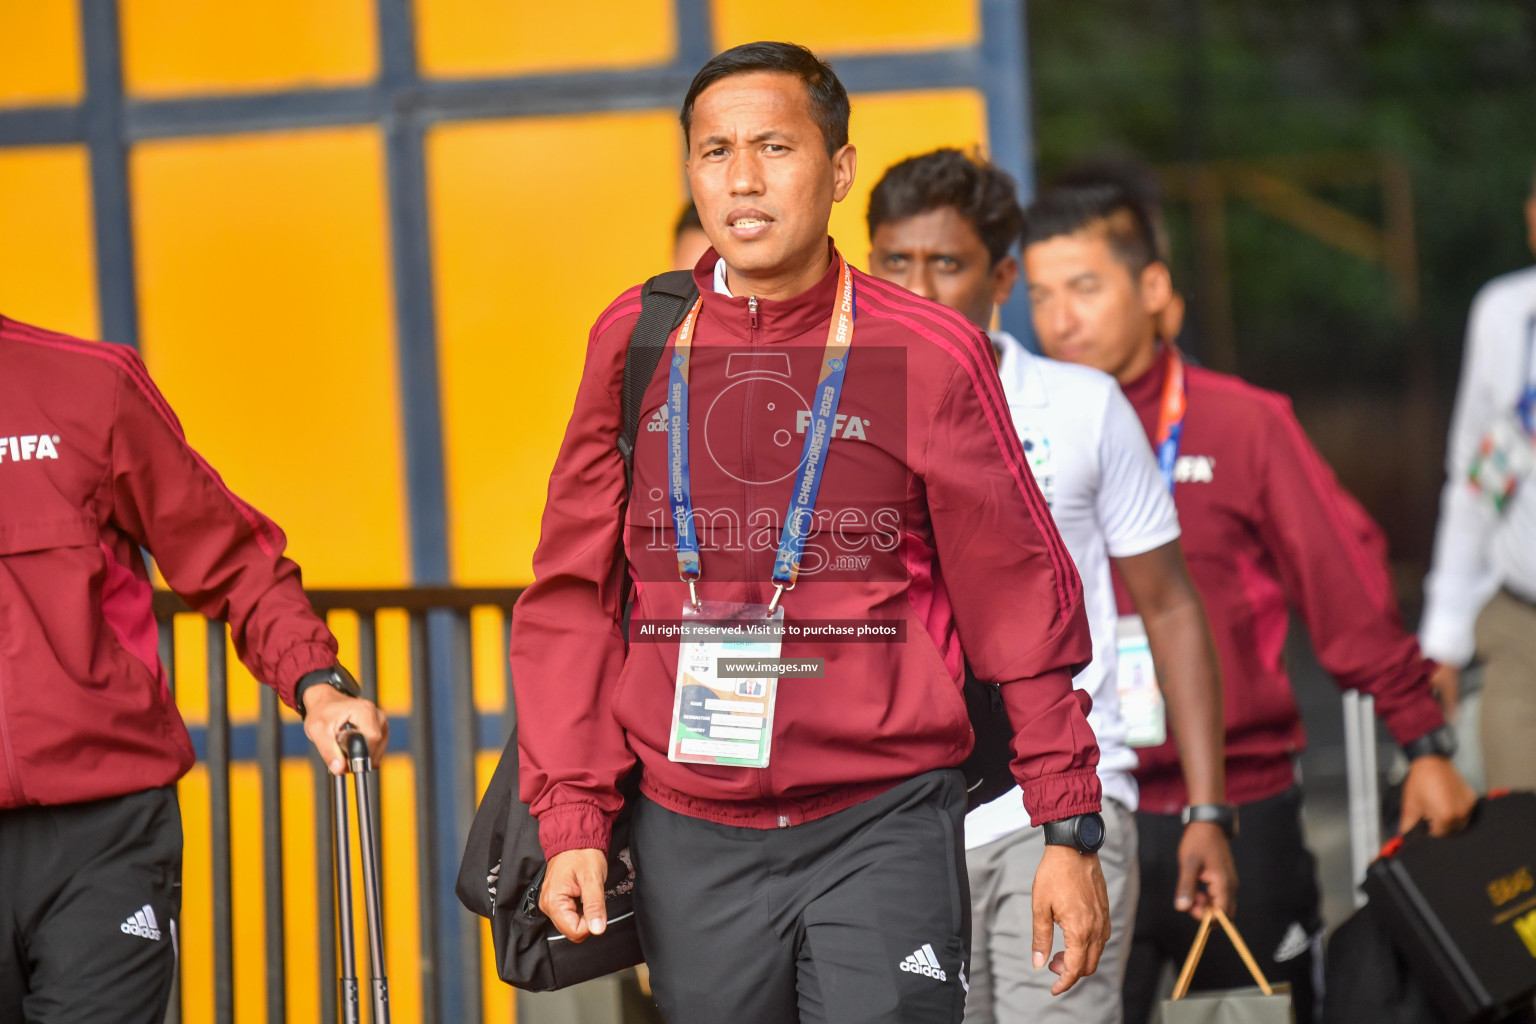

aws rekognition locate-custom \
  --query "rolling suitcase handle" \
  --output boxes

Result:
[332,729,390,1024]
[1342,690,1381,906]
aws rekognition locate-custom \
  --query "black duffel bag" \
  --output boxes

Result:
[455,726,644,991]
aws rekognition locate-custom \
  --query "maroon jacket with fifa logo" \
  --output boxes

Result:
[1113,346,1445,813]
[0,316,338,810]
[511,245,1101,859]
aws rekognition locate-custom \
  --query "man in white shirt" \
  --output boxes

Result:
[1421,168,1536,792]
[866,148,1235,1023]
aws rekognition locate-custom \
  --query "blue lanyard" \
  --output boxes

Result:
[666,257,856,613]
[665,310,702,587]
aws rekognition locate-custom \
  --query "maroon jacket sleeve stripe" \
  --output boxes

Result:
[592,285,644,338]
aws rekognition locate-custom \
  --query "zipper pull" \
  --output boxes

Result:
[749,295,759,331]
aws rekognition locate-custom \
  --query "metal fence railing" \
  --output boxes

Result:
[154,586,523,1024]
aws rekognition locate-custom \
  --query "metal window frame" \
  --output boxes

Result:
[2,2,1036,1020]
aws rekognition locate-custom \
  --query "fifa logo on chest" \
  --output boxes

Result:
[1173,455,1215,484]
[0,434,61,464]
[795,410,869,441]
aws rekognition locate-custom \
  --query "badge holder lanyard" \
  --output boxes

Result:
[663,257,856,768]
[1118,344,1187,747]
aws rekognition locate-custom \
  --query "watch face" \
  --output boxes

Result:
[1079,814,1106,851]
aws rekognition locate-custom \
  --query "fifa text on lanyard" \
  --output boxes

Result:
[666,257,857,615]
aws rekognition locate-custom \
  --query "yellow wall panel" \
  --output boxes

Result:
[0,146,98,338]
[831,89,989,261]
[471,606,508,712]
[122,0,376,97]
[131,128,409,588]
[177,766,215,1023]
[415,0,673,78]
[0,3,82,107]
[713,0,978,56]
[428,111,684,585]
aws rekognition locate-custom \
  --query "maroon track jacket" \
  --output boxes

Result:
[511,247,1100,859]
[1115,346,1445,813]
[0,316,337,810]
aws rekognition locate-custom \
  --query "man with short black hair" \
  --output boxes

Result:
[509,42,1110,1024]
[867,148,1234,1024]
[1019,177,1476,1024]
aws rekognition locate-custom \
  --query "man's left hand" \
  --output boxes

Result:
[1031,845,1111,996]
[302,685,389,774]
[1399,754,1475,837]
[1174,821,1238,918]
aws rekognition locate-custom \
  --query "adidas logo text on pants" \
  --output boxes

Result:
[121,904,162,941]
[899,943,947,981]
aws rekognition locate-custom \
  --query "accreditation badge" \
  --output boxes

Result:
[1115,614,1167,748]
[1468,410,1536,514]
[668,601,785,769]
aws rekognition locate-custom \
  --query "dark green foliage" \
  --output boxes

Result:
[1029,0,1536,393]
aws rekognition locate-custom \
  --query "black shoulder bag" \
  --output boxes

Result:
[454,271,696,991]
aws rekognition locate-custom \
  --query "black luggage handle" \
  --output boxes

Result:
[333,728,390,1024]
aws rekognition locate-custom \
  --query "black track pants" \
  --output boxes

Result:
[0,786,182,1024]
[632,769,971,1024]
[1122,786,1323,1024]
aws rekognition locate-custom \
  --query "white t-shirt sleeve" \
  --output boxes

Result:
[1420,284,1505,665]
[1097,383,1182,559]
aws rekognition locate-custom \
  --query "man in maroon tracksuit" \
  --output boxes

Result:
[0,317,388,1021]
[1017,180,1476,1024]
[509,42,1111,1023]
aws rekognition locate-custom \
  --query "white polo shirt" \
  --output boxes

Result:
[965,333,1182,850]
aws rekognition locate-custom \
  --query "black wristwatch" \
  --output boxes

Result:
[1042,812,1106,854]
[294,665,361,719]
[1401,724,1457,762]
[1181,803,1239,839]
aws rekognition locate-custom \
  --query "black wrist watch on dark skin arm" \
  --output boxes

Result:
[1042,812,1107,854]
[1181,803,1239,839]
[1401,724,1457,762]
[293,665,362,719]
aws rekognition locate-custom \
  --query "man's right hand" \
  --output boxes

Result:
[1400,754,1476,838]
[540,849,609,942]
[1174,821,1237,919]
[1032,845,1112,996]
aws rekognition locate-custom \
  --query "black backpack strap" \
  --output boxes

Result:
[618,270,699,486]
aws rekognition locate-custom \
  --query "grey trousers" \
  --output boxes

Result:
[964,798,1138,1024]
[1477,588,1536,792]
